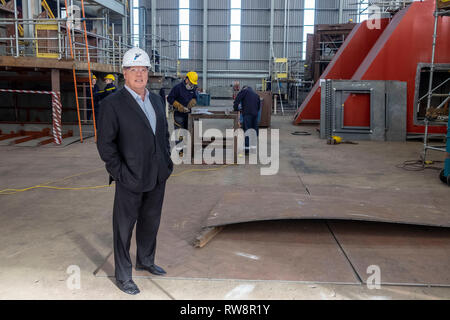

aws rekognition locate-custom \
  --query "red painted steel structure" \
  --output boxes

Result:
[352,0,449,134]
[293,19,389,122]
[294,0,450,135]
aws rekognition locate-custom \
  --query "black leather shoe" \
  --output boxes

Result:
[116,279,140,295]
[135,263,167,276]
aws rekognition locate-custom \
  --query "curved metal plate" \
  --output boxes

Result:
[204,190,450,228]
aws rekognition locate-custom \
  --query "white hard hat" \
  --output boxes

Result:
[122,47,151,68]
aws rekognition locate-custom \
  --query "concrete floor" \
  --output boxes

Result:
[0,111,449,300]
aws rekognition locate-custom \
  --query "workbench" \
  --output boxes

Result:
[187,108,241,164]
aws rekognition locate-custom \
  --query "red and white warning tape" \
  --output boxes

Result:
[0,89,63,144]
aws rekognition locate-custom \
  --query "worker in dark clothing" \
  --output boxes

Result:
[90,74,101,127]
[159,88,166,105]
[233,86,261,153]
[98,74,117,101]
[95,74,117,127]
[167,72,198,152]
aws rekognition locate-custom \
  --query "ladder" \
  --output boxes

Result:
[276,77,285,115]
[63,0,97,142]
[76,78,96,130]
[273,57,287,115]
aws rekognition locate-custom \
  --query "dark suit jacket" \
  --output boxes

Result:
[97,87,173,193]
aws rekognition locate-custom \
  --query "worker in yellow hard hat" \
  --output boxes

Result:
[96,74,117,126]
[186,71,198,86]
[103,74,117,96]
[104,74,115,82]
[167,71,198,154]
[98,74,117,100]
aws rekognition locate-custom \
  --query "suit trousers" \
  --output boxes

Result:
[113,180,166,281]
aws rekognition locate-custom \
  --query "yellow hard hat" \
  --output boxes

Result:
[104,74,115,81]
[186,71,198,85]
[92,74,97,80]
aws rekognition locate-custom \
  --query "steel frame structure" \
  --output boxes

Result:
[422,8,450,150]
[420,4,450,183]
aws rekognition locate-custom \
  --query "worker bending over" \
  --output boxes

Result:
[233,85,261,153]
[167,71,198,151]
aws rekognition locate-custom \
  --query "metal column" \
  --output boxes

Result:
[122,15,127,47]
[202,0,208,91]
[445,114,450,179]
[13,0,19,57]
[269,0,274,77]
[425,11,439,112]
[283,0,287,58]
[23,0,34,42]
[151,0,157,53]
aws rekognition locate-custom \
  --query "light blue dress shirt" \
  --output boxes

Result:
[125,85,157,134]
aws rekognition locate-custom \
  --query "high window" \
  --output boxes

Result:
[179,0,190,59]
[358,1,369,22]
[131,0,140,47]
[302,0,315,60]
[230,0,241,59]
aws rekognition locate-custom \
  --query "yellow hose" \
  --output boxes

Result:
[0,165,234,195]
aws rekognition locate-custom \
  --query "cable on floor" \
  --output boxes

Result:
[396,157,444,172]
[0,164,234,195]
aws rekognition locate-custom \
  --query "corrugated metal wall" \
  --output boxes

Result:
[316,0,358,24]
[142,0,358,92]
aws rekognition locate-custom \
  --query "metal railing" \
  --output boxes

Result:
[0,18,179,76]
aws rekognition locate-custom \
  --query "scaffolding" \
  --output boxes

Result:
[0,0,179,144]
[369,1,416,13]
[353,0,416,21]
[421,3,450,184]
[419,7,450,165]
[303,23,355,84]
[0,3,178,75]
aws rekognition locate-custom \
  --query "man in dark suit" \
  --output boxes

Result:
[97,47,173,295]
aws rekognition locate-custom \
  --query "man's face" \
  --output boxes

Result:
[104,78,113,85]
[92,78,97,85]
[123,66,148,92]
[185,78,194,90]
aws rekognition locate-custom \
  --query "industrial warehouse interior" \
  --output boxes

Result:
[0,0,449,304]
